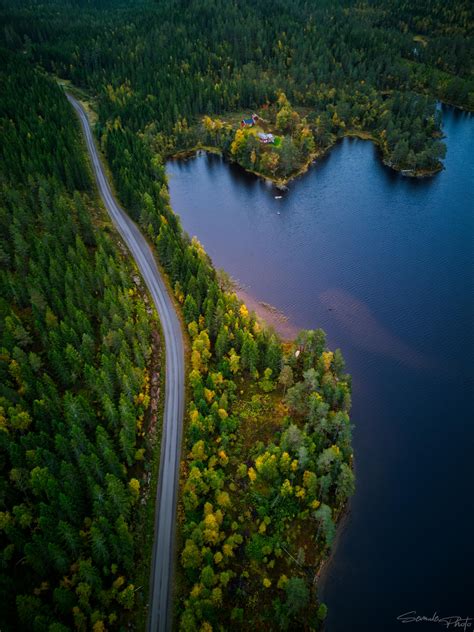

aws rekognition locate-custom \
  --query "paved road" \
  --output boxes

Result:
[67,94,185,632]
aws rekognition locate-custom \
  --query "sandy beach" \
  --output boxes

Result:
[234,286,299,342]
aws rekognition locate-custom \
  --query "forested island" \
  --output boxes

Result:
[0,0,472,630]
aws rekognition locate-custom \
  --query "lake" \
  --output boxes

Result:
[166,107,474,631]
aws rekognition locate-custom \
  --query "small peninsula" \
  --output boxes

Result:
[166,90,447,185]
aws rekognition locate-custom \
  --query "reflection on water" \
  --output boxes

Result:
[167,107,474,631]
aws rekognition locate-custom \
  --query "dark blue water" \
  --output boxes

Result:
[167,106,474,631]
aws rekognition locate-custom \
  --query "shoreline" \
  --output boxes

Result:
[233,284,299,342]
[233,280,353,605]
[168,129,443,188]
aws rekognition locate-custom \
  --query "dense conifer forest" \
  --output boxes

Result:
[1,0,472,174]
[0,50,163,630]
[0,0,472,630]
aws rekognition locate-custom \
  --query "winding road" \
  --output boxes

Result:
[67,94,185,632]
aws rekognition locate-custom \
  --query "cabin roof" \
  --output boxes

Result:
[257,132,275,141]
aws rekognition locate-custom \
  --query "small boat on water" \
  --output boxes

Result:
[274,195,282,199]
